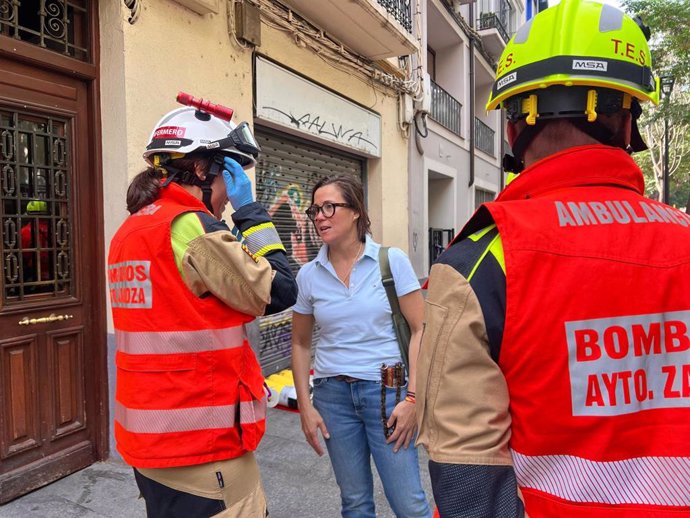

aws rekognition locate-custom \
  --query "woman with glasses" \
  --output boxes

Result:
[291,175,431,518]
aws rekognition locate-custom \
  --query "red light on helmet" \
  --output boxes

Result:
[176,92,234,122]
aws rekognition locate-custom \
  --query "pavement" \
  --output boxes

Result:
[0,407,434,518]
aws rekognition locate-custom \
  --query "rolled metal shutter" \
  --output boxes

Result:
[254,128,364,375]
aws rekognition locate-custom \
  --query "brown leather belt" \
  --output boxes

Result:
[333,375,363,383]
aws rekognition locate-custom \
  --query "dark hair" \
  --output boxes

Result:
[311,175,371,242]
[126,154,211,214]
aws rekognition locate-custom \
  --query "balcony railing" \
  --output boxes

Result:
[377,0,412,33]
[474,117,495,156]
[430,80,462,136]
[477,12,509,44]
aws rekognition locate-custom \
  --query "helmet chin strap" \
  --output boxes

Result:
[159,154,224,214]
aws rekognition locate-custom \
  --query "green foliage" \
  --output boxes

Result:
[621,0,690,208]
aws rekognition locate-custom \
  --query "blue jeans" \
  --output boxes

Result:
[313,377,431,518]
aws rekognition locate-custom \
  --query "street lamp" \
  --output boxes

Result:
[660,74,675,204]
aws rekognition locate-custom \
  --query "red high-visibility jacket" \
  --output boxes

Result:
[483,145,690,516]
[108,184,266,468]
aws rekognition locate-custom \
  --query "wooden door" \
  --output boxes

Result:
[0,52,105,503]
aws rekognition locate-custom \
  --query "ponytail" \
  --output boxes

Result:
[126,168,163,214]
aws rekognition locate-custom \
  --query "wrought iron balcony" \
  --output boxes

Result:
[477,12,509,44]
[474,117,495,156]
[476,0,513,60]
[430,80,462,137]
[278,0,418,60]
[377,0,412,33]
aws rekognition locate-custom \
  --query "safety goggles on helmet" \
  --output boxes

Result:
[201,121,261,165]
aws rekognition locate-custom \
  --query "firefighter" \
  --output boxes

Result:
[416,1,690,516]
[108,97,297,517]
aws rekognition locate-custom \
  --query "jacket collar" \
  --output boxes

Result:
[497,145,645,202]
[160,182,209,212]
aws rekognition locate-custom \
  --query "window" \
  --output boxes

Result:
[427,46,436,81]
[475,187,495,210]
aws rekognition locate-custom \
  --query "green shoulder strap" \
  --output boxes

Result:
[378,246,410,369]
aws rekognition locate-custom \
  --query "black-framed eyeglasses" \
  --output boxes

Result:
[305,202,350,221]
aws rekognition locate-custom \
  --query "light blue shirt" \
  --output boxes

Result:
[293,235,420,380]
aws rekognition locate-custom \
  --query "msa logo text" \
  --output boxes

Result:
[497,72,517,90]
[572,59,608,72]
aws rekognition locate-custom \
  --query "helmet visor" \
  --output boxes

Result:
[229,122,261,157]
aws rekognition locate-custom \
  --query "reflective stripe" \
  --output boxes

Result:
[116,400,266,434]
[513,450,690,506]
[116,401,236,433]
[240,397,267,424]
[242,222,284,256]
[115,326,246,354]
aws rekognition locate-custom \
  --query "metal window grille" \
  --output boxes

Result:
[474,117,495,156]
[430,80,462,136]
[377,0,412,33]
[0,0,90,61]
[1,109,73,302]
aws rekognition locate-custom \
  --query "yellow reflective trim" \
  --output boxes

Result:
[254,243,286,257]
[490,235,506,275]
[467,232,505,281]
[243,222,275,237]
[171,212,205,276]
[468,224,497,242]
[585,89,598,122]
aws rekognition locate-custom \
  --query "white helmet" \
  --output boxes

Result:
[142,107,260,170]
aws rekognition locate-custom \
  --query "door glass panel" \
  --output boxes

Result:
[1,108,72,302]
[0,0,90,62]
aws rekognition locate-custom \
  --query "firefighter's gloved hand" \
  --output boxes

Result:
[223,156,253,209]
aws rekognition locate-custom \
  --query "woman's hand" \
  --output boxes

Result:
[222,156,253,209]
[299,403,330,456]
[386,399,417,453]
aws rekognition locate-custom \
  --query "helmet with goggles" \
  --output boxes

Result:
[487,0,660,169]
[143,94,260,170]
[142,93,261,214]
[143,108,260,170]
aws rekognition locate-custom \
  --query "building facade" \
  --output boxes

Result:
[0,0,424,500]
[407,0,530,275]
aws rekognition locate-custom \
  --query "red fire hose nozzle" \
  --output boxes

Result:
[176,92,234,122]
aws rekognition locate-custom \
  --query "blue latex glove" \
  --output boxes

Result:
[222,156,253,209]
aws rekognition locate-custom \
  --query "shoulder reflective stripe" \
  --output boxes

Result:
[115,326,246,354]
[468,232,504,281]
[242,223,282,256]
[468,224,497,242]
[512,450,690,506]
[599,4,624,32]
[116,401,237,433]
[489,235,505,274]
